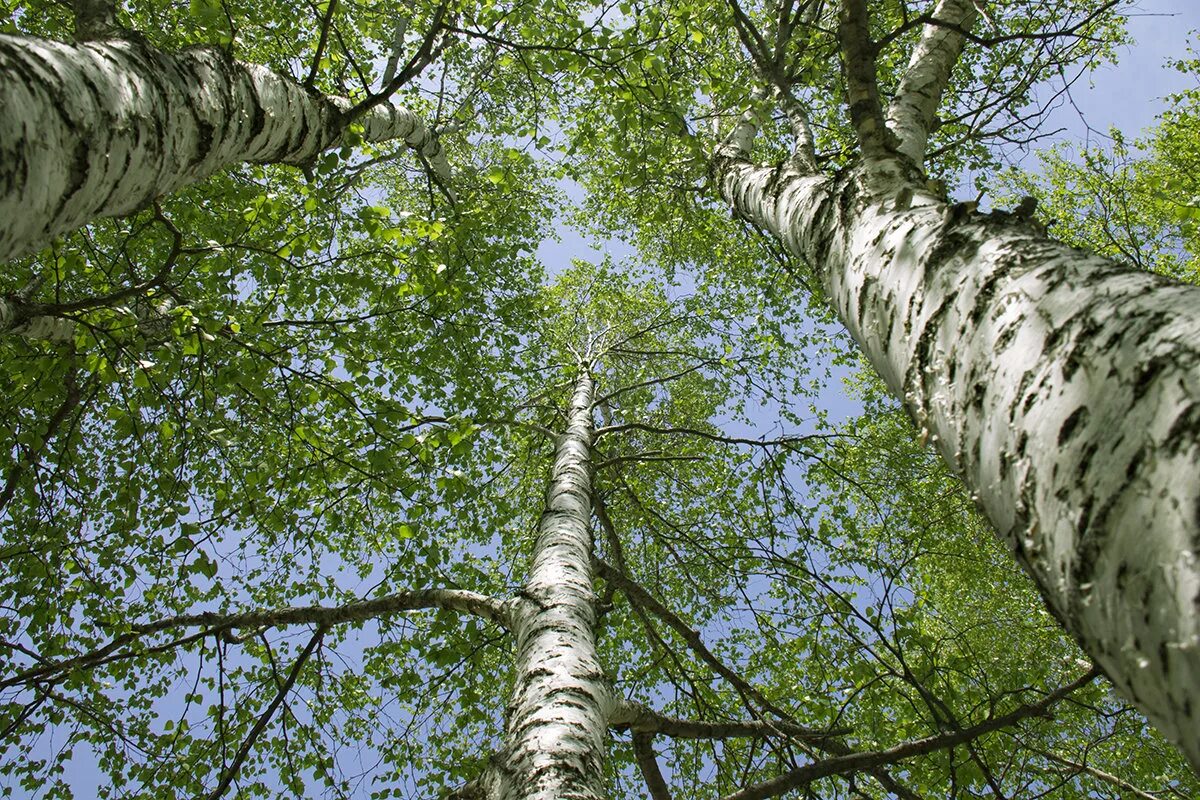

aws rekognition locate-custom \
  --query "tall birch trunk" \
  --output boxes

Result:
[0,34,449,262]
[713,151,1200,770]
[490,368,610,800]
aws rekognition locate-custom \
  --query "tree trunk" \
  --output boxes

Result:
[492,367,610,800]
[0,34,448,262]
[714,150,1200,770]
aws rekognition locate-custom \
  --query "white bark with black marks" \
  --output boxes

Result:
[0,34,449,262]
[491,369,610,800]
[885,0,977,163]
[714,149,1200,771]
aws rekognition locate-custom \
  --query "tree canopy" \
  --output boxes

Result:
[1,0,1199,798]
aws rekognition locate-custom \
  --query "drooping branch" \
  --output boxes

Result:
[2,589,511,691]
[719,668,1100,800]
[885,0,978,164]
[203,626,326,800]
[0,35,450,261]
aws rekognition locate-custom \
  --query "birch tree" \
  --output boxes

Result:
[556,0,1200,770]
[2,0,1200,795]
[718,2,1200,768]
[0,0,455,262]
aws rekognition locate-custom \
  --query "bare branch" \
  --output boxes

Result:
[203,626,326,800]
[633,733,674,800]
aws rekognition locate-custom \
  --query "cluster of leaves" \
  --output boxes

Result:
[1001,54,1200,282]
[0,0,1198,798]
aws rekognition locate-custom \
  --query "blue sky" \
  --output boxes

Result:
[1041,0,1200,143]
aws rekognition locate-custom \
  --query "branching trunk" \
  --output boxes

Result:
[884,0,977,163]
[0,34,449,261]
[713,148,1200,770]
[490,368,609,799]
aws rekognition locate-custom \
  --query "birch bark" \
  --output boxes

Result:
[712,146,1200,770]
[884,0,977,163]
[491,368,610,800]
[0,34,449,262]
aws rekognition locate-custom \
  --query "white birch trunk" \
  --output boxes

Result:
[0,296,76,341]
[491,369,610,800]
[714,152,1200,770]
[884,0,977,163]
[0,34,449,262]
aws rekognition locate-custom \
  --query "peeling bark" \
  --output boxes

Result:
[0,34,449,262]
[491,369,610,800]
[714,148,1200,770]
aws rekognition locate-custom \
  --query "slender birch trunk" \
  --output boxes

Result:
[712,147,1200,770]
[0,34,449,262]
[488,367,610,800]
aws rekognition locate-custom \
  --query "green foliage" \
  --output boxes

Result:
[0,0,1196,798]
[1001,52,1200,283]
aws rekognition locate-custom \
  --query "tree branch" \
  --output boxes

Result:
[204,626,326,800]
[594,451,704,470]
[1031,745,1164,800]
[719,668,1100,800]
[73,0,120,41]
[836,0,893,159]
[0,366,81,515]
[612,700,850,742]
[597,557,925,799]
[379,12,410,88]
[595,421,825,451]
[885,0,978,164]
[303,0,339,88]
[3,589,511,690]
[633,732,674,800]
